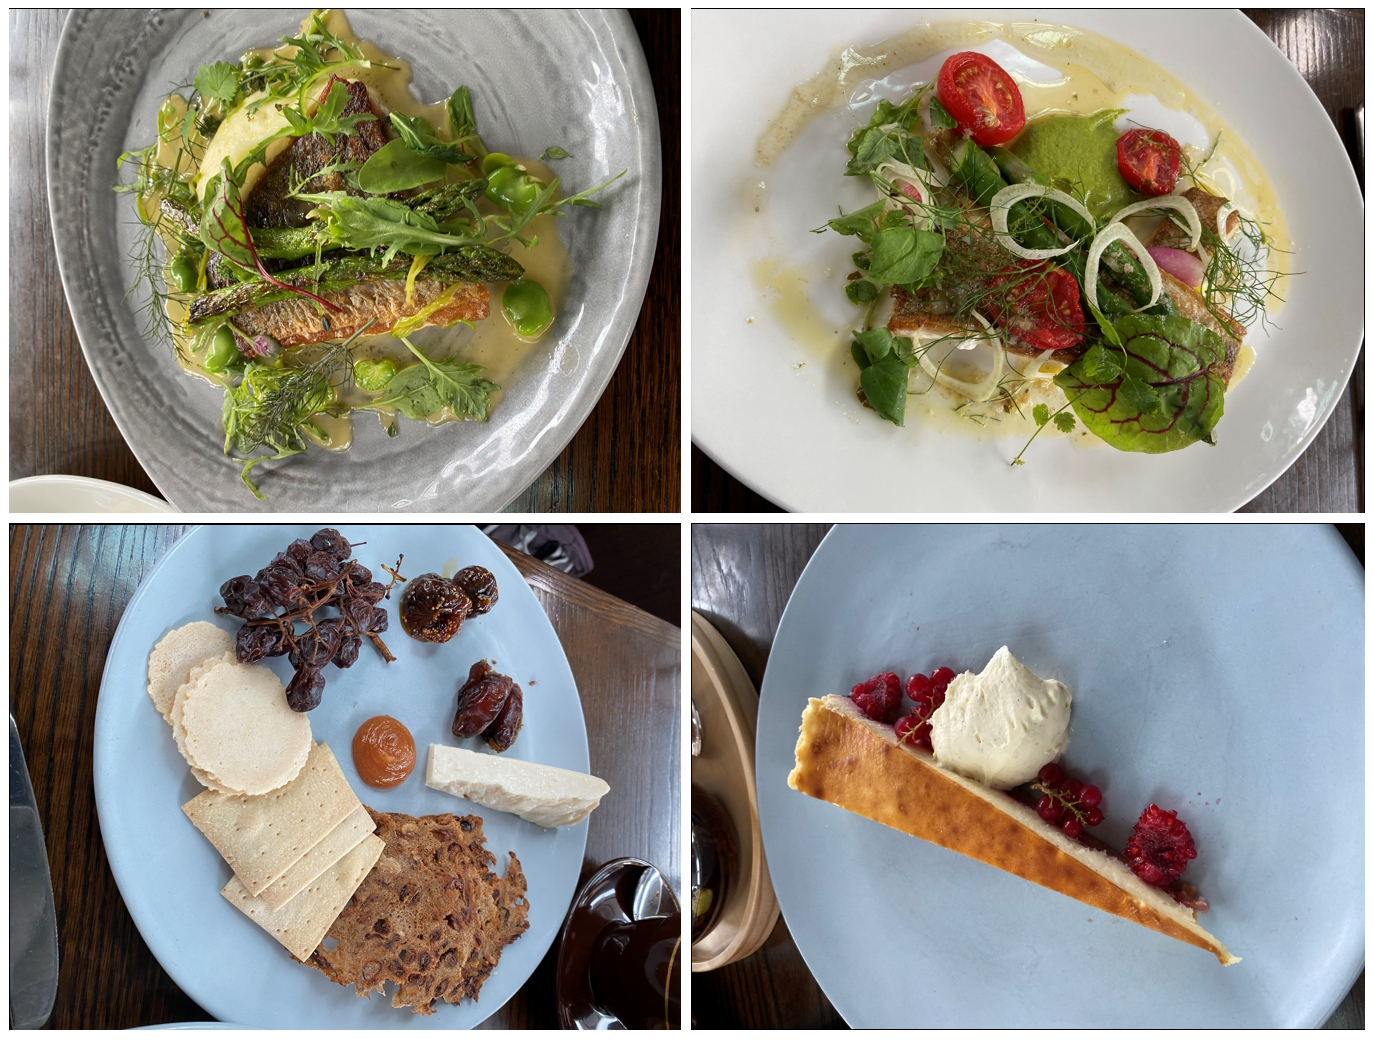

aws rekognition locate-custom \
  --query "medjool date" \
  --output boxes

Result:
[482,682,523,752]
[452,660,513,737]
[399,574,470,643]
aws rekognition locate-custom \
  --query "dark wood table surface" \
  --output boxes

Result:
[689,523,1364,1028]
[9,524,681,1028]
[9,9,680,513]
[692,8,1364,514]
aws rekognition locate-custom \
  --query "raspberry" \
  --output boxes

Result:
[1124,804,1198,886]
[851,672,903,723]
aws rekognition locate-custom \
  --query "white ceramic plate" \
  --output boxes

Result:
[755,524,1363,1026]
[9,475,179,514]
[50,10,660,511]
[93,525,590,1028]
[692,10,1363,511]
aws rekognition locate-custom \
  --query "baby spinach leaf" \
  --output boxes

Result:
[1054,313,1226,453]
[357,138,448,193]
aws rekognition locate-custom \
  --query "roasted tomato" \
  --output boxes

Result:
[985,263,1087,352]
[936,51,1026,147]
[1116,128,1181,196]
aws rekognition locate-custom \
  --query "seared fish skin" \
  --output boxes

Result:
[243,77,388,229]
[233,278,490,349]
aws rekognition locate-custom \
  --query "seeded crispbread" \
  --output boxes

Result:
[147,622,235,722]
[222,832,385,962]
[183,742,360,896]
[258,804,376,912]
[179,657,312,796]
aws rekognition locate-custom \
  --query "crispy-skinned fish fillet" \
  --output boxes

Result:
[1149,187,1240,254]
[1157,269,1243,386]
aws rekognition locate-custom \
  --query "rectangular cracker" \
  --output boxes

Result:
[257,804,375,912]
[183,742,359,895]
[221,832,385,962]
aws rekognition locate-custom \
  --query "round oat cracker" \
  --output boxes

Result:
[146,621,235,722]
[180,658,312,796]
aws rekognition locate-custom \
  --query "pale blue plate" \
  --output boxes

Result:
[94,525,589,1027]
[756,524,1363,1027]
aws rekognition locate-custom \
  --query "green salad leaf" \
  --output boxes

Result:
[390,113,470,164]
[357,139,448,193]
[849,327,913,426]
[194,61,241,105]
[866,211,943,287]
[375,338,498,421]
[1054,313,1226,453]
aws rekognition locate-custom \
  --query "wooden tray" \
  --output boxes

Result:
[690,612,780,971]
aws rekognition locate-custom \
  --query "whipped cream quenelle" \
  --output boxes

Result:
[928,646,1071,788]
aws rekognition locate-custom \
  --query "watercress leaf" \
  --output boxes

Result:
[194,61,241,104]
[859,355,908,425]
[852,327,892,361]
[845,279,878,304]
[1054,312,1225,453]
[390,112,467,164]
[1032,403,1050,427]
[1077,342,1123,383]
[928,97,957,130]
[827,200,886,243]
[357,139,448,193]
[1053,410,1077,433]
[541,146,572,161]
[867,226,943,286]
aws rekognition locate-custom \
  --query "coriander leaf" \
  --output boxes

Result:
[1053,411,1077,433]
[866,225,943,286]
[1032,403,1050,427]
[859,355,908,425]
[927,97,957,130]
[1054,313,1225,453]
[390,112,470,164]
[376,339,498,421]
[195,61,241,105]
[540,146,572,161]
[356,138,448,193]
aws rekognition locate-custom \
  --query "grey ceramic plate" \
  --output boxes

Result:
[49,9,660,511]
[95,524,591,1027]
[756,524,1363,1026]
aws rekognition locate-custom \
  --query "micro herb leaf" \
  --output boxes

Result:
[194,61,241,105]
[375,337,498,421]
[845,278,878,304]
[927,96,957,130]
[356,138,448,193]
[446,86,484,157]
[859,355,908,425]
[1052,410,1077,433]
[1086,298,1124,346]
[1076,342,1123,383]
[297,192,484,265]
[825,200,886,244]
[891,335,917,367]
[852,327,893,361]
[390,112,470,164]
[866,224,943,286]
[1032,403,1050,427]
[541,146,572,161]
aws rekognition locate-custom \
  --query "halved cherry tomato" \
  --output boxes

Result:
[985,262,1086,352]
[936,52,1026,147]
[1116,128,1181,196]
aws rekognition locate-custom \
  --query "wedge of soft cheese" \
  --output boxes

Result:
[425,745,610,828]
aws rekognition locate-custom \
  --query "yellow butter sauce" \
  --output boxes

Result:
[748,20,1288,440]
[142,9,571,449]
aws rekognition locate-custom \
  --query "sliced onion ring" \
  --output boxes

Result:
[989,184,1096,260]
[875,160,939,228]
[1008,348,1063,383]
[1086,222,1161,311]
[1109,195,1201,252]
[912,312,1004,402]
[1215,203,1238,245]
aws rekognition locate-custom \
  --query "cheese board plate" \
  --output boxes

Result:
[755,523,1363,1026]
[93,524,590,1027]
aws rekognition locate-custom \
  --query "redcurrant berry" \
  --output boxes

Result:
[1085,807,1105,827]
[1038,762,1065,787]
[1062,817,1084,839]
[1079,785,1102,810]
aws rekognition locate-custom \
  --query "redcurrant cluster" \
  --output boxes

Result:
[1031,762,1104,839]
[893,667,956,751]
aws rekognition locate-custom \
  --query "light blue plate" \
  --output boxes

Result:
[94,525,589,1027]
[756,524,1363,1027]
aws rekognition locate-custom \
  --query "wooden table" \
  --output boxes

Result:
[8,10,680,512]
[8,524,681,1028]
[692,8,1364,513]
[689,523,1363,1028]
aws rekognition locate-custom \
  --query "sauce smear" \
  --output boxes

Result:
[352,715,417,788]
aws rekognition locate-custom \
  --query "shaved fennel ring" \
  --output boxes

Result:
[990,184,1096,260]
[914,311,1004,402]
[1109,195,1202,252]
[1086,222,1160,310]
